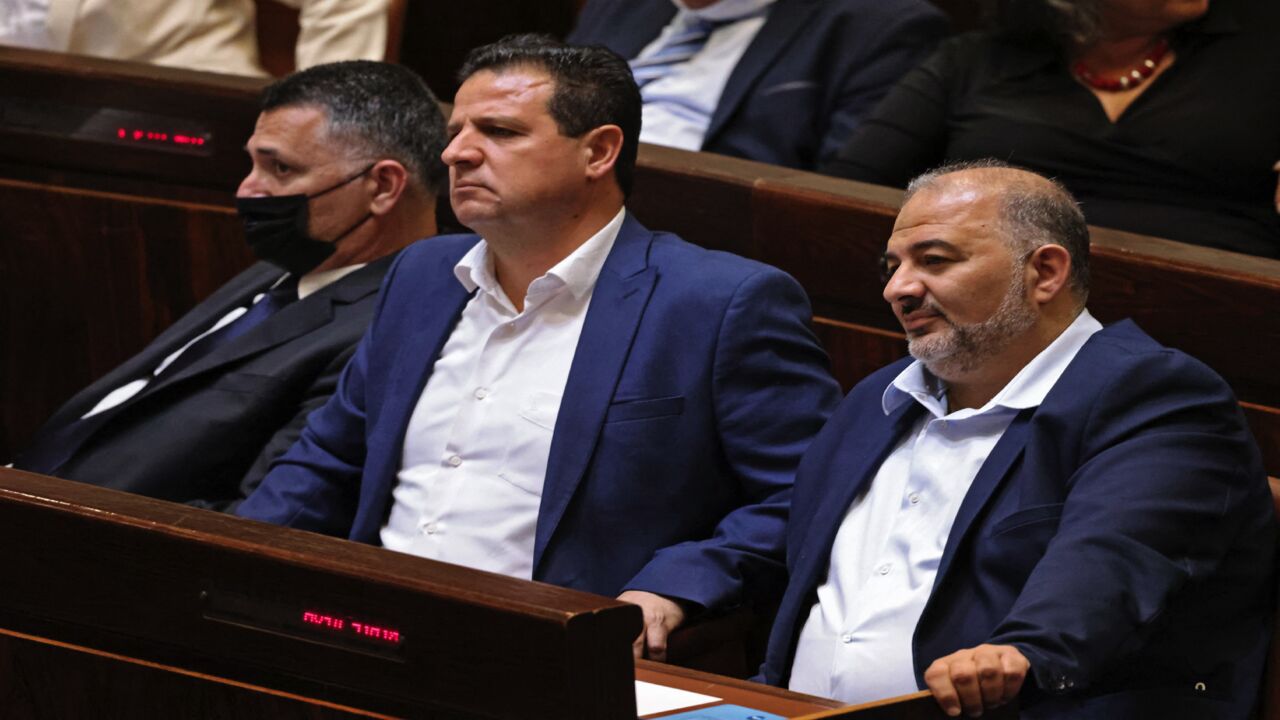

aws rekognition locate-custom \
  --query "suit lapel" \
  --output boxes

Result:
[793,398,923,592]
[616,1,679,59]
[705,0,820,145]
[144,261,389,394]
[933,407,1037,584]
[38,264,279,430]
[533,216,656,570]
[352,246,476,542]
[380,253,474,466]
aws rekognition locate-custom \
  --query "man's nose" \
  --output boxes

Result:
[236,168,269,198]
[442,129,479,167]
[882,265,924,306]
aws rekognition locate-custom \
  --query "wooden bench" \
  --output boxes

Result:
[0,465,1006,719]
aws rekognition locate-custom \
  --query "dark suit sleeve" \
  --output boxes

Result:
[195,343,358,514]
[621,268,842,611]
[983,349,1275,693]
[816,4,948,166]
[820,36,959,185]
[231,258,410,535]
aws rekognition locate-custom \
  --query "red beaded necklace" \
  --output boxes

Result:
[1072,37,1171,92]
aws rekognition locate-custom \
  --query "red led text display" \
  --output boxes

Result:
[116,127,208,148]
[302,610,402,645]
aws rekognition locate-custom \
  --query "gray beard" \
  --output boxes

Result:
[908,272,1038,379]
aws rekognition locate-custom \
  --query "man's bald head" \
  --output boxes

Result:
[904,161,1091,302]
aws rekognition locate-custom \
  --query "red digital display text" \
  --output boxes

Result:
[302,610,401,644]
[116,127,207,147]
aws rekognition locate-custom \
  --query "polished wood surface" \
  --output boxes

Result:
[0,46,263,203]
[398,1,579,101]
[0,466,642,719]
[0,467,985,719]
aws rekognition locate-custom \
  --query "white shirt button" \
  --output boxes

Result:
[474,387,489,400]
[447,454,462,467]
[423,521,438,535]
[878,563,892,575]
[908,492,921,505]
[840,633,854,644]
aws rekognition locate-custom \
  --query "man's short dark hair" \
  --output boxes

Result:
[261,60,448,193]
[457,34,641,197]
[905,159,1092,300]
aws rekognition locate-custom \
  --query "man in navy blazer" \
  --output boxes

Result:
[568,0,947,170]
[761,161,1276,718]
[237,36,841,659]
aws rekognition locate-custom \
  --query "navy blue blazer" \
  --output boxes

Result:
[569,0,947,170]
[761,321,1276,719]
[237,215,841,611]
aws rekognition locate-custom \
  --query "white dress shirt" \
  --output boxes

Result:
[379,209,625,580]
[81,263,364,420]
[789,311,1103,703]
[635,0,775,151]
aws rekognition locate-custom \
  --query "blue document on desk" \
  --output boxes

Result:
[656,705,785,720]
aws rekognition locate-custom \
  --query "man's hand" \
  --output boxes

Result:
[617,590,687,662]
[924,644,1029,718]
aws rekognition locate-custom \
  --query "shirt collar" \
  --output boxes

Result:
[454,207,626,306]
[297,263,367,300]
[883,309,1104,418]
[672,0,775,22]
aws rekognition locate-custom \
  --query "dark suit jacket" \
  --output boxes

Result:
[15,256,396,510]
[569,0,947,169]
[237,215,842,611]
[761,321,1276,719]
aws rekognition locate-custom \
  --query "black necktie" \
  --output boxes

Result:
[14,276,297,476]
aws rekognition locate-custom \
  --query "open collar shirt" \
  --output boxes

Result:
[379,209,625,580]
[789,310,1102,703]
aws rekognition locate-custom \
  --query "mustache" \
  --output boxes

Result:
[900,297,948,321]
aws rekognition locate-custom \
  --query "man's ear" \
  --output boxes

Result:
[581,124,624,182]
[367,159,410,215]
[1027,244,1073,304]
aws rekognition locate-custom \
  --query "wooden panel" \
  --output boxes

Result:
[256,0,302,78]
[0,47,263,201]
[628,144,807,258]
[0,632,368,719]
[0,467,642,719]
[397,1,579,101]
[0,179,254,458]
[813,318,908,393]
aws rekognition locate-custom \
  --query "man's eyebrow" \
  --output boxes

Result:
[906,238,962,254]
[243,144,280,158]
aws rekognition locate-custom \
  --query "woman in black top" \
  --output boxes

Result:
[823,0,1280,257]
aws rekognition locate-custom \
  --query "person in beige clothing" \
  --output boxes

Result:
[0,0,387,77]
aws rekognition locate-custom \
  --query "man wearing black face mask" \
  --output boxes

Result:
[10,61,446,512]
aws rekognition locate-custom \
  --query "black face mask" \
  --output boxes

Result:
[236,165,374,275]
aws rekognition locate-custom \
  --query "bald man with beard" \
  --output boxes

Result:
[760,161,1276,720]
